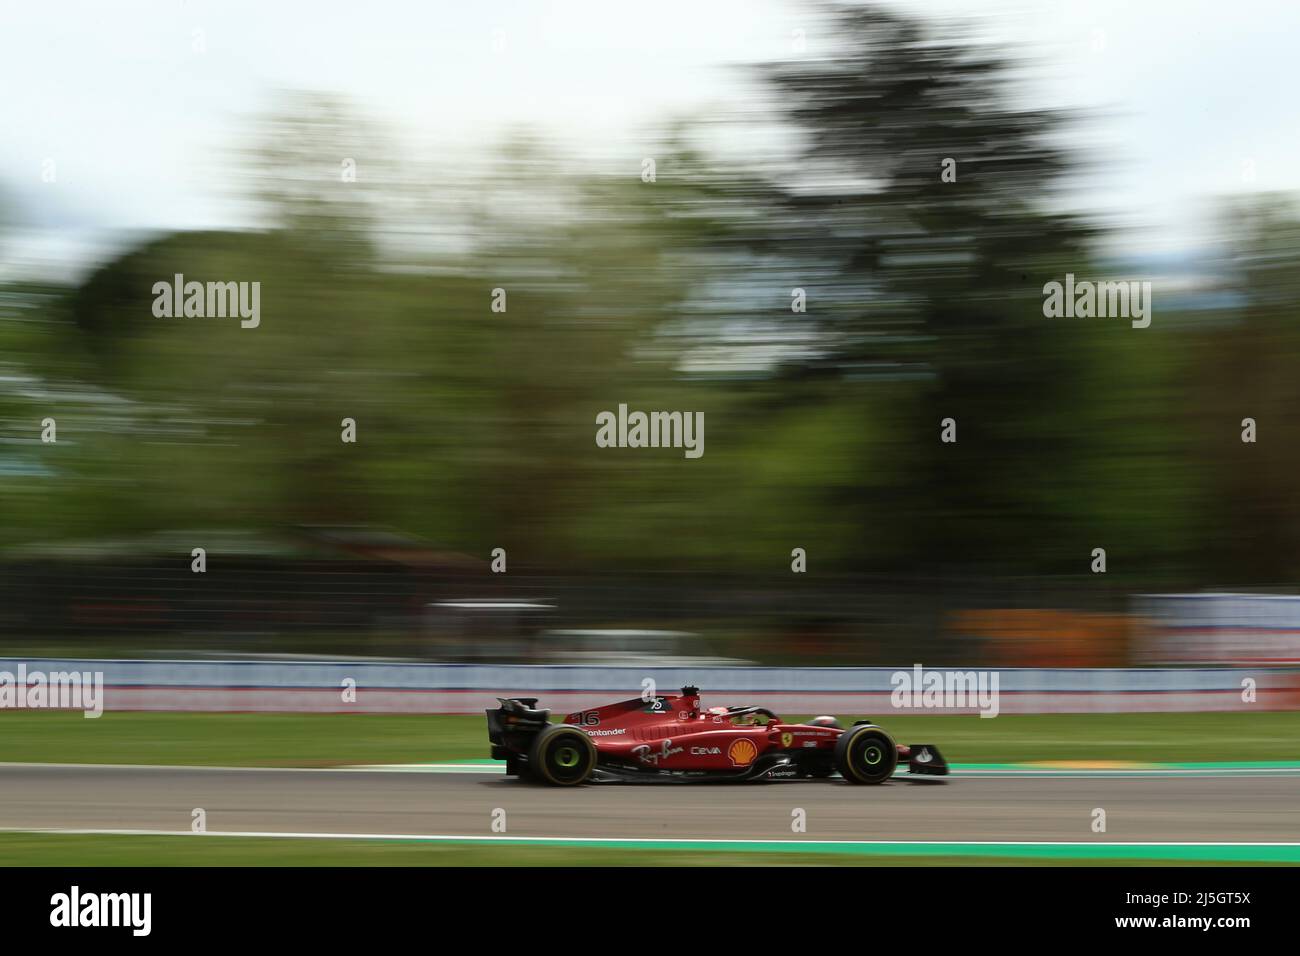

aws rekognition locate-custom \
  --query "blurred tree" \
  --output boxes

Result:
[730,2,1188,575]
[11,29,1293,593]
[1193,195,1300,581]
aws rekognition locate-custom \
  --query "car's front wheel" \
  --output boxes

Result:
[528,725,597,786]
[834,725,898,784]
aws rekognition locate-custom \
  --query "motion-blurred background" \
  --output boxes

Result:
[2,0,1299,668]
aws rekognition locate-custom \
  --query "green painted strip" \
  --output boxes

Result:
[409,758,1300,777]
[369,836,1300,863]
[1162,760,1300,769]
[5,828,1294,862]
[960,760,1300,771]
[453,758,1300,770]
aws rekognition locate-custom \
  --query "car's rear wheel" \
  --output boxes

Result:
[528,725,597,786]
[834,725,897,785]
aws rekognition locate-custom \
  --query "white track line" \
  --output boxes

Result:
[3,827,1299,848]
[0,761,433,774]
[3,760,1298,778]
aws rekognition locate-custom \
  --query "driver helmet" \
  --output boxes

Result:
[807,715,842,729]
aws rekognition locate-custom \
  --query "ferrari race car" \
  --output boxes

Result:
[486,685,948,785]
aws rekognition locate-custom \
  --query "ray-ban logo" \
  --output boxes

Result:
[152,274,260,329]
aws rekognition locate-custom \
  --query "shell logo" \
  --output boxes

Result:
[727,738,759,767]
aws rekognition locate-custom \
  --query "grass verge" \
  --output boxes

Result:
[1,711,1298,767]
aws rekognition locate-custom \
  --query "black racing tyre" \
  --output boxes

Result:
[528,725,597,786]
[834,725,898,785]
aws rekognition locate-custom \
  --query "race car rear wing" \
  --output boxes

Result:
[486,697,552,756]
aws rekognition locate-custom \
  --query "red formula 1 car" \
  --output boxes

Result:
[486,685,948,786]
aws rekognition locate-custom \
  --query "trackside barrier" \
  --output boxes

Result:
[1,659,1298,715]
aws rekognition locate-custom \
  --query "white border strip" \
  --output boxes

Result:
[3,827,1299,849]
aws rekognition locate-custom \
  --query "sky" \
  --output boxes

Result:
[2,0,1297,279]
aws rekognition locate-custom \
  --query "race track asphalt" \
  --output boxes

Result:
[1,764,1298,842]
